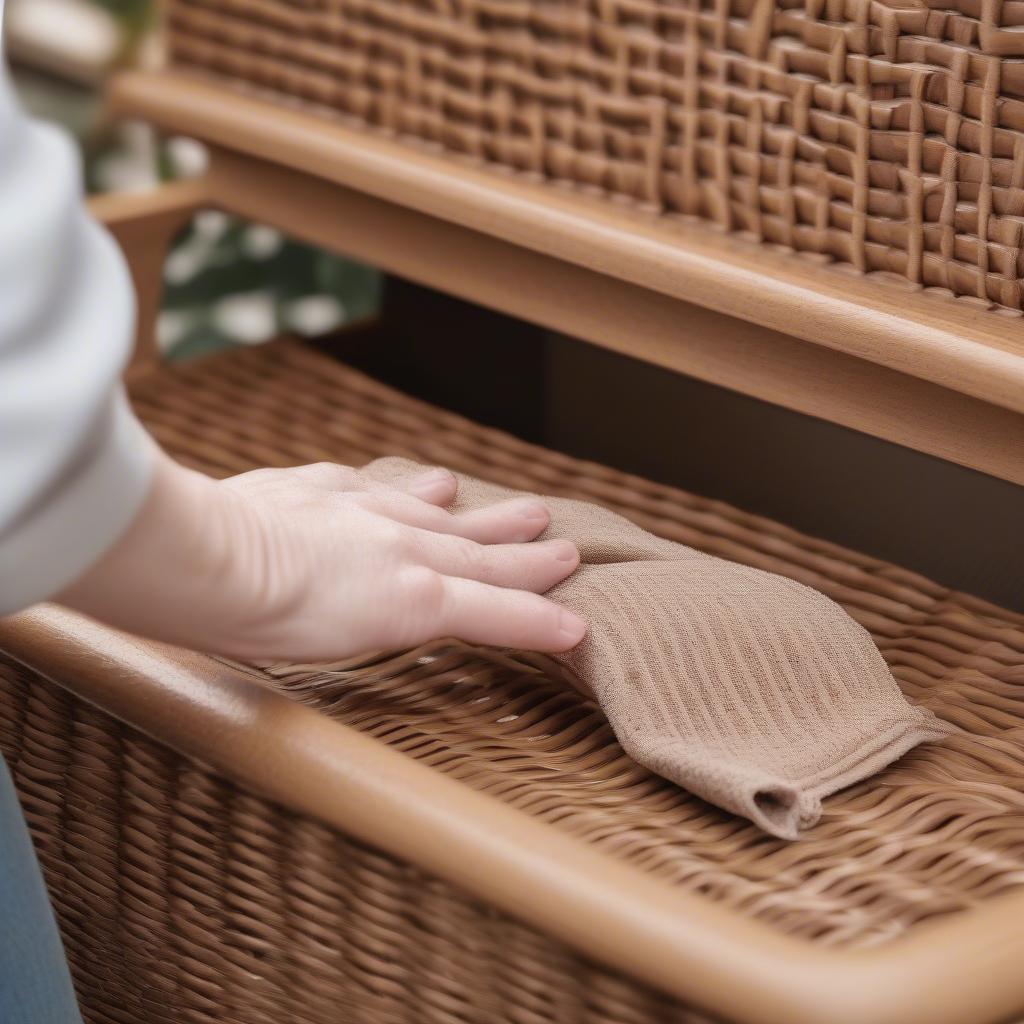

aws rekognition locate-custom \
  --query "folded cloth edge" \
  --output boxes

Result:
[361,456,955,841]
[643,715,955,839]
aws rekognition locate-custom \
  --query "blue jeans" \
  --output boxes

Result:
[0,756,82,1024]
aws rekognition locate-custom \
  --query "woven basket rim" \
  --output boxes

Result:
[3,603,1023,1024]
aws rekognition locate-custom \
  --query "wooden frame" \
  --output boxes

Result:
[16,80,1024,1016]
[100,71,1024,486]
[88,178,207,373]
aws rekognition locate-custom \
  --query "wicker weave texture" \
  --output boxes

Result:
[3,339,1024,1021]
[133,342,1024,946]
[167,0,1024,313]
[0,661,716,1024]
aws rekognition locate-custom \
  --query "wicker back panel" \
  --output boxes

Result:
[167,0,1024,313]
[0,660,715,1024]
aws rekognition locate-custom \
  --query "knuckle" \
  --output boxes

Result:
[301,462,355,487]
[382,567,448,647]
[398,566,446,610]
[378,520,413,555]
[452,537,485,577]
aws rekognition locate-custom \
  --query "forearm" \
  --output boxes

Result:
[55,452,261,654]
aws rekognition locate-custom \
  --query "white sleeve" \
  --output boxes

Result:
[0,30,156,614]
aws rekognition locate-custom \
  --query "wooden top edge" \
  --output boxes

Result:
[108,71,1024,416]
[3,605,1024,1024]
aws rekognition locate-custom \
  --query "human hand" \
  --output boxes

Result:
[57,454,586,661]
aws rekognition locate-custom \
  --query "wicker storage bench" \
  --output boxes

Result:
[5,1,1024,1021]
[2,338,1024,1024]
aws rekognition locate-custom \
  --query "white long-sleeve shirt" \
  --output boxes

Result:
[0,7,155,614]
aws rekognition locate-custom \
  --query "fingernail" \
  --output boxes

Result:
[558,609,587,646]
[550,540,579,563]
[409,468,455,494]
[513,499,549,522]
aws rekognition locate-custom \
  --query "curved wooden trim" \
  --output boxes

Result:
[194,145,1024,487]
[107,72,1024,416]
[2,606,1023,1024]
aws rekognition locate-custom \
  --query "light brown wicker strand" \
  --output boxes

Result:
[120,340,1024,949]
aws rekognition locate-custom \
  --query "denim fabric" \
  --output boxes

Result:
[0,755,82,1024]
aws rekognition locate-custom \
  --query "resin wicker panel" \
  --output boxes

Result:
[2,338,1024,1022]
[166,0,1024,313]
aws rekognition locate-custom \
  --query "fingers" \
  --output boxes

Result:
[290,462,455,501]
[401,572,587,653]
[410,530,578,593]
[399,468,458,505]
[440,498,550,543]
[354,491,549,544]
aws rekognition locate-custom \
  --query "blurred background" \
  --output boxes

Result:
[6,0,382,361]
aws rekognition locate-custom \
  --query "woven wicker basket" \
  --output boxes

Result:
[3,338,1023,1024]
[164,0,1024,315]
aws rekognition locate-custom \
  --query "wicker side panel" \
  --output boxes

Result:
[0,658,717,1024]
[166,0,1024,314]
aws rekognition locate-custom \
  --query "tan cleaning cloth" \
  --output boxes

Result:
[364,458,953,839]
